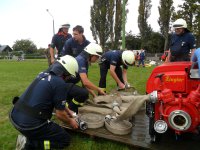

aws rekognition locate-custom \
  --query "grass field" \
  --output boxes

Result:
[0,59,154,150]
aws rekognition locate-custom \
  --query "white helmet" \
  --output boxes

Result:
[57,55,78,77]
[61,23,70,29]
[84,43,103,56]
[173,18,187,29]
[122,50,135,66]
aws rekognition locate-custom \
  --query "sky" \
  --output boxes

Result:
[0,0,182,48]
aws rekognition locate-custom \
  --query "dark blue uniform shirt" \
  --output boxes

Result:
[50,33,72,55]
[65,51,89,84]
[61,36,90,57]
[76,52,89,74]
[11,73,69,128]
[170,32,196,56]
[102,50,128,69]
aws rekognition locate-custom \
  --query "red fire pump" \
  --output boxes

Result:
[146,62,200,142]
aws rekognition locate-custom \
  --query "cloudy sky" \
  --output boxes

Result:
[0,0,182,48]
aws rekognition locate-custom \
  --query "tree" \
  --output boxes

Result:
[125,32,141,50]
[113,0,123,49]
[12,39,37,54]
[147,31,165,53]
[90,0,110,49]
[90,0,128,50]
[158,0,174,51]
[138,0,152,48]
[125,31,164,53]
[107,0,115,48]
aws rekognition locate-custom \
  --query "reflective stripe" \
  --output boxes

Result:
[72,99,83,106]
[44,140,50,150]
[65,102,69,108]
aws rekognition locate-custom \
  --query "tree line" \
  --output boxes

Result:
[12,0,200,54]
[91,0,200,53]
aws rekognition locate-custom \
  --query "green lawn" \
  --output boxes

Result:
[0,59,154,150]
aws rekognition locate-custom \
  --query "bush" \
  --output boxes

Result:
[24,54,46,59]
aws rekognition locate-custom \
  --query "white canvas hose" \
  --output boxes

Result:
[78,93,150,135]
[93,94,122,105]
[105,118,133,135]
[78,105,113,115]
[79,113,105,129]
[116,95,150,121]
[112,101,125,115]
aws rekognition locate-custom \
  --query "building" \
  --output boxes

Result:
[0,45,12,53]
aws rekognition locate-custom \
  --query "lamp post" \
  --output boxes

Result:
[46,9,55,35]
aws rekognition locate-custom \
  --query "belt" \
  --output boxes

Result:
[9,108,49,131]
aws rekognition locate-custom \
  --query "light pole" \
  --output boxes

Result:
[46,9,55,35]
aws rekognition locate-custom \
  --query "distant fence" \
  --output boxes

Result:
[24,55,46,59]
[1,53,164,61]
[0,54,46,60]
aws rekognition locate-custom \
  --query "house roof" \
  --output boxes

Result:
[0,45,12,53]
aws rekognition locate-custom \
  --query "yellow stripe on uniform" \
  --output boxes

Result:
[65,102,69,108]
[44,140,50,150]
[72,99,83,106]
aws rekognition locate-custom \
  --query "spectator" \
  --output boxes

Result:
[137,49,145,67]
[167,18,196,62]
[50,23,72,64]
[61,25,90,57]
[44,44,51,66]
[136,51,139,60]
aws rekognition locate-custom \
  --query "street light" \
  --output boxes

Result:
[46,9,55,35]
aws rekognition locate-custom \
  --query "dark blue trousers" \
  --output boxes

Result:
[99,62,124,88]
[20,121,70,149]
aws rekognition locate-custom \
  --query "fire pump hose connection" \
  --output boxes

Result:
[149,91,158,103]
[73,113,88,130]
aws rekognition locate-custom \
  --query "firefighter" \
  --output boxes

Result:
[167,18,196,62]
[10,55,89,149]
[61,25,90,57]
[98,50,135,93]
[66,43,106,97]
[192,47,200,76]
[50,23,72,64]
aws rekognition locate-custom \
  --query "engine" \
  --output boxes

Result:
[146,62,200,142]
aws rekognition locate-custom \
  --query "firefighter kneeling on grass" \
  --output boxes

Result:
[9,55,89,150]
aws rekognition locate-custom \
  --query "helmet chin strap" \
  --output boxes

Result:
[62,74,72,81]
[176,29,185,35]
[62,74,67,80]
[89,55,92,63]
